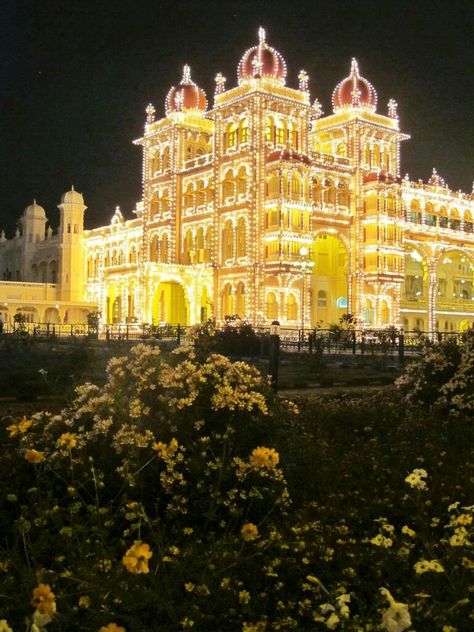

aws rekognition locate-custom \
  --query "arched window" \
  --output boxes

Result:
[265,117,275,143]
[312,178,322,205]
[266,292,278,320]
[239,118,249,145]
[385,192,395,214]
[337,182,349,207]
[184,183,194,210]
[323,179,336,205]
[237,167,247,197]
[373,144,381,167]
[287,294,297,320]
[184,229,194,264]
[223,170,235,200]
[161,188,170,212]
[236,218,246,257]
[151,149,161,174]
[151,192,159,215]
[222,284,233,317]
[161,233,169,263]
[236,282,245,317]
[365,144,371,167]
[222,220,233,260]
[275,120,286,145]
[196,227,204,262]
[290,172,302,200]
[196,180,206,207]
[336,142,347,157]
[267,172,280,199]
[410,200,422,224]
[129,246,137,263]
[205,226,212,262]
[226,123,237,149]
[150,235,159,262]
[162,146,170,171]
[289,124,298,149]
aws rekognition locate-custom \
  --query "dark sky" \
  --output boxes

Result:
[2,0,473,234]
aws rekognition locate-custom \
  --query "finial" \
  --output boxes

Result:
[145,103,155,123]
[0,229,5,241]
[33,198,36,205]
[312,98,324,119]
[258,26,266,44]
[71,184,75,191]
[388,98,398,118]
[350,58,360,76]
[472,180,474,194]
[182,64,192,83]
[298,70,309,92]
[215,72,226,96]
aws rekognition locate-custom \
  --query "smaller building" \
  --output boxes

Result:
[0,188,96,327]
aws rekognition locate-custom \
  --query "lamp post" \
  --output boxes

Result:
[295,246,314,344]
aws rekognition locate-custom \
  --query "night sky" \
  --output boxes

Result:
[2,0,473,234]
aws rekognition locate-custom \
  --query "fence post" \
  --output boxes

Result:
[106,326,110,343]
[177,324,181,345]
[268,321,280,392]
[351,330,356,355]
[398,332,405,364]
[360,333,365,355]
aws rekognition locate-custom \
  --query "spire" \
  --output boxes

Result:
[298,69,309,93]
[145,103,155,124]
[388,98,398,118]
[182,64,192,84]
[215,72,226,97]
[71,184,75,191]
[258,26,266,45]
[350,58,360,78]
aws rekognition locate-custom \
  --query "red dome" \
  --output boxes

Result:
[238,27,287,84]
[165,65,207,115]
[332,58,377,112]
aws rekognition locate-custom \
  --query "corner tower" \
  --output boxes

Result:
[58,187,87,301]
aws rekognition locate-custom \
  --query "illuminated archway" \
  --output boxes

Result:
[311,233,349,326]
[435,249,474,331]
[152,281,188,325]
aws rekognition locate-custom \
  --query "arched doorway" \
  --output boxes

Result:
[200,285,212,323]
[435,250,473,331]
[44,307,60,324]
[152,281,188,325]
[311,233,349,326]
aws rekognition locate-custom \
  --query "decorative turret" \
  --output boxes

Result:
[165,65,207,116]
[332,58,377,112]
[237,27,287,85]
[57,186,87,301]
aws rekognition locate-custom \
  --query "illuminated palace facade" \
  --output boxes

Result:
[1,28,474,332]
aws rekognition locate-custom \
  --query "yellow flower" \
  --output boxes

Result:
[122,541,153,574]
[6,417,32,437]
[442,626,457,632]
[239,590,251,605]
[78,595,91,608]
[25,449,45,464]
[370,533,393,548]
[404,468,428,491]
[241,522,259,542]
[414,559,444,574]
[401,525,416,538]
[450,528,468,547]
[250,446,279,469]
[455,514,472,526]
[242,622,267,632]
[152,438,178,459]
[0,621,13,632]
[58,432,78,449]
[31,583,56,615]
[99,624,126,632]
[325,613,340,629]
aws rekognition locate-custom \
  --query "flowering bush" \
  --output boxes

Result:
[396,328,474,417]
[1,344,473,630]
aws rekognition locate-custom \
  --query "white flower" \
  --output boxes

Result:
[380,588,411,632]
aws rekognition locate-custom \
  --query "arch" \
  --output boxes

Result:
[336,142,347,157]
[151,191,160,215]
[290,171,302,200]
[236,282,245,317]
[236,217,246,257]
[380,298,390,325]
[150,234,159,262]
[438,205,448,228]
[311,232,349,326]
[275,119,287,145]
[162,146,170,171]
[152,281,188,325]
[364,298,374,325]
[221,283,233,318]
[373,143,381,167]
[323,178,336,205]
[151,148,161,174]
[239,118,249,145]
[337,181,350,207]
[223,169,235,200]
[184,182,195,211]
[266,291,278,320]
[222,220,233,261]
[403,249,428,305]
[311,178,322,205]
[265,116,275,144]
[161,188,170,212]
[184,229,194,264]
[44,307,60,324]
[226,122,237,149]
[409,199,422,224]
[129,245,138,264]
[267,172,280,199]
[106,284,120,324]
[464,210,473,233]
[287,293,297,320]
[237,166,247,197]
[435,250,474,320]
[425,201,436,226]
[200,284,212,322]
[161,233,169,263]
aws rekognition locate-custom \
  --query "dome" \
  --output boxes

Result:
[332,58,377,112]
[165,65,207,116]
[61,186,84,205]
[23,200,46,218]
[238,27,287,85]
[267,148,312,166]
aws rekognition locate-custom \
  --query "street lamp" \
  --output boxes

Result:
[295,246,314,338]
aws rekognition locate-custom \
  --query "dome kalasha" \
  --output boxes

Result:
[332,58,377,112]
[238,27,287,85]
[165,65,207,115]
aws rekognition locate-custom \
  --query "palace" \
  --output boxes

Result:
[1,28,474,332]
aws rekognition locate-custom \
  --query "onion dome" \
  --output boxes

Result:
[267,148,312,166]
[61,186,84,205]
[23,200,46,218]
[165,65,207,116]
[332,58,377,112]
[238,27,287,85]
